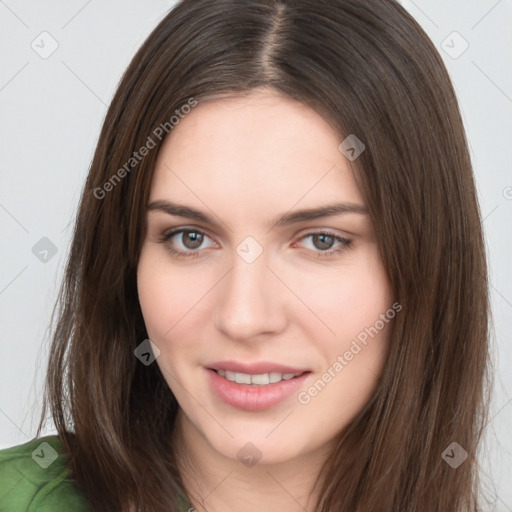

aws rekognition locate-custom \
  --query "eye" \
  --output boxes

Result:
[294,231,353,258]
[158,228,217,258]
[157,228,353,259]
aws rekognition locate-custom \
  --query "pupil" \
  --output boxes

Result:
[183,230,203,249]
[314,234,334,250]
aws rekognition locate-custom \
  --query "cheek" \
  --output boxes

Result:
[292,247,393,406]
[294,249,392,343]
[299,271,393,424]
[136,247,204,342]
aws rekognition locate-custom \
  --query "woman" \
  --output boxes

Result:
[0,0,490,511]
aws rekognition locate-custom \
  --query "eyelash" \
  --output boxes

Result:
[157,228,353,260]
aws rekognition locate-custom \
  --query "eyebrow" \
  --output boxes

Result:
[147,199,368,231]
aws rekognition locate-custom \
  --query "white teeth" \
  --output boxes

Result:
[269,372,282,383]
[215,370,302,385]
[251,373,270,385]
[235,372,252,384]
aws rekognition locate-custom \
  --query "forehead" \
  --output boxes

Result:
[149,91,364,224]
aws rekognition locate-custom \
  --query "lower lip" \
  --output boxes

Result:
[206,368,310,411]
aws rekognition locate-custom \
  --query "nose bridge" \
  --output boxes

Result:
[213,245,282,340]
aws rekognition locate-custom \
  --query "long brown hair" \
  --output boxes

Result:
[35,0,491,510]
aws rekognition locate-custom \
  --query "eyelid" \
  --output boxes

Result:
[295,226,352,240]
[160,225,218,244]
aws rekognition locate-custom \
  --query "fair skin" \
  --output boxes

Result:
[137,88,393,512]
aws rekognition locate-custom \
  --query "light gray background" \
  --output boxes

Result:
[1,0,511,509]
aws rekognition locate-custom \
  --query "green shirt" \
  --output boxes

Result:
[0,435,192,511]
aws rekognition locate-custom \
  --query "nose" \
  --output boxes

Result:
[213,250,287,342]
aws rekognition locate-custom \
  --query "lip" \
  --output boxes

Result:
[207,360,308,375]
[206,367,311,411]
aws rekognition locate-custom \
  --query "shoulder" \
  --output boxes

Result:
[0,434,90,511]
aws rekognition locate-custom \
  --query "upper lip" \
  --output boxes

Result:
[207,360,309,375]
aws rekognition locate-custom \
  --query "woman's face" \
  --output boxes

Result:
[137,89,394,465]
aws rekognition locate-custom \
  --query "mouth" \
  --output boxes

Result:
[205,362,311,411]
[210,368,307,386]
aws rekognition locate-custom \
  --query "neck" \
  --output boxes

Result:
[172,410,331,512]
